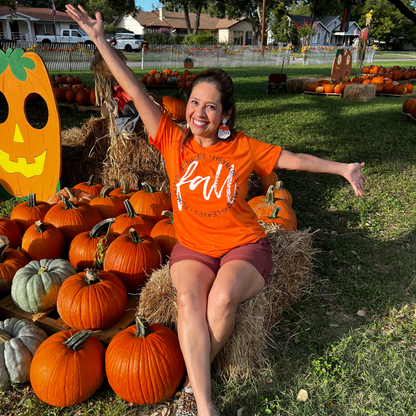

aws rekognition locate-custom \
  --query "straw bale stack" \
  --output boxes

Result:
[61,116,171,190]
[287,77,330,93]
[344,84,376,101]
[137,225,317,381]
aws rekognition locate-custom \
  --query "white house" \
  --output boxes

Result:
[0,6,78,41]
[115,8,261,46]
[268,14,361,48]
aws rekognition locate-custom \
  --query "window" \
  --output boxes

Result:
[317,32,320,43]
[245,31,252,46]
[62,30,69,36]
[36,23,54,35]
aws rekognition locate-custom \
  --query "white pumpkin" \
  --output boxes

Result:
[0,317,48,390]
[11,259,77,313]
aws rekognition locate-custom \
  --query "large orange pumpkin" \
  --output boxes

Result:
[0,48,61,200]
[57,269,128,330]
[105,317,185,405]
[129,182,172,223]
[30,329,105,407]
[103,229,163,293]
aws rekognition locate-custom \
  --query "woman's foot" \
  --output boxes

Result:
[176,385,198,415]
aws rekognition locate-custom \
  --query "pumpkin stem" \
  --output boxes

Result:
[34,220,47,233]
[161,210,174,224]
[60,194,78,210]
[63,330,93,351]
[89,218,116,239]
[141,182,155,193]
[274,181,284,191]
[123,199,137,218]
[129,228,143,243]
[92,220,114,269]
[98,185,114,198]
[27,193,37,208]
[64,187,75,199]
[120,179,130,195]
[265,185,276,203]
[86,175,96,187]
[0,236,10,263]
[268,206,282,219]
[38,265,49,274]
[85,268,102,285]
[135,316,153,338]
[0,329,12,343]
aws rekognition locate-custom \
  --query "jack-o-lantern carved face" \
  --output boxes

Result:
[0,48,61,200]
[331,49,352,84]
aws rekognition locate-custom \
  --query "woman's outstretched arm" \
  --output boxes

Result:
[65,4,161,138]
[275,149,367,196]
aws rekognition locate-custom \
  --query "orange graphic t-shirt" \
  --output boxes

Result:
[149,114,281,257]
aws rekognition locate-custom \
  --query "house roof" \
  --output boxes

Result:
[0,6,74,22]
[333,21,361,35]
[129,9,257,31]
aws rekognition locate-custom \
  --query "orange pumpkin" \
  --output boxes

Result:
[403,98,416,113]
[323,83,335,93]
[334,84,345,94]
[0,48,61,200]
[403,83,414,93]
[158,96,187,122]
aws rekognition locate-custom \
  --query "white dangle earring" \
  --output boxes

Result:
[218,117,231,139]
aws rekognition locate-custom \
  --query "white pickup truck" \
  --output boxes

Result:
[109,33,144,52]
[36,29,93,44]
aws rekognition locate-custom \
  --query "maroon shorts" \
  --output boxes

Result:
[169,238,272,282]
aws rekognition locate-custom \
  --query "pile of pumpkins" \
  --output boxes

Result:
[50,74,96,106]
[0,172,295,407]
[0,177,184,406]
[306,65,415,95]
[140,68,198,89]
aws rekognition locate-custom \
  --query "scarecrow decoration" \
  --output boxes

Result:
[90,49,152,136]
[0,48,61,200]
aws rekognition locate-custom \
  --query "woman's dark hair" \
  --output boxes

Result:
[181,67,236,151]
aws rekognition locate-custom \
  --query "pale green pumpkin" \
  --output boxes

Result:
[11,259,77,313]
[0,317,48,390]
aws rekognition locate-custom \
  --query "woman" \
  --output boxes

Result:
[65,6,366,416]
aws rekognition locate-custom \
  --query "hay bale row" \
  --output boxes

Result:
[137,224,317,381]
[287,76,330,93]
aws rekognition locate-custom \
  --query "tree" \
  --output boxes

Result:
[1,0,137,22]
[161,0,208,35]
[358,0,416,49]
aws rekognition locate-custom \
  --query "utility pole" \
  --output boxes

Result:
[261,0,266,57]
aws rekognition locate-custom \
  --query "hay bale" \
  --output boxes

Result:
[137,225,316,381]
[67,116,169,190]
[61,127,87,187]
[287,77,330,93]
[344,84,376,101]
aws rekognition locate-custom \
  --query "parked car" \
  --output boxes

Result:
[0,36,16,49]
[109,34,144,52]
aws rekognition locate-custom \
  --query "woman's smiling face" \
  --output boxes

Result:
[186,82,226,146]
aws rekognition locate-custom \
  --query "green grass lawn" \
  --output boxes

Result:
[1,61,416,415]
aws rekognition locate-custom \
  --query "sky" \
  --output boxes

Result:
[136,0,161,12]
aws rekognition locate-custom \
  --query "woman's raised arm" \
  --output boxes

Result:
[275,149,367,197]
[65,5,161,138]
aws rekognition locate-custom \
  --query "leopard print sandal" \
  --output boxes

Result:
[176,386,198,416]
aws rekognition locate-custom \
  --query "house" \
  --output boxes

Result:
[268,14,361,48]
[115,8,261,46]
[0,6,78,41]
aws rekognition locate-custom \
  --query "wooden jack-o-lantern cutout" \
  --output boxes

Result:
[0,48,61,201]
[331,49,352,84]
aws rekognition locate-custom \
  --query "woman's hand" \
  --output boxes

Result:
[65,5,105,42]
[342,162,367,197]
